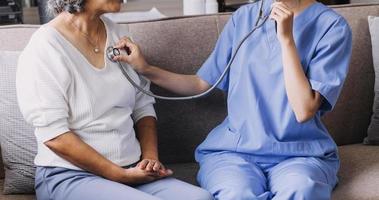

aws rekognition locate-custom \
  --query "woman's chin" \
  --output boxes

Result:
[113,0,122,11]
[105,0,122,13]
[102,8,120,14]
[109,4,122,13]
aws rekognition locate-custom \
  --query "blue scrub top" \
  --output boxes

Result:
[195,0,352,163]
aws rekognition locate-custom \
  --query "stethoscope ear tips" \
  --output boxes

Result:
[106,46,121,63]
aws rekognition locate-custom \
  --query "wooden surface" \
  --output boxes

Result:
[122,0,183,17]
[22,0,183,25]
[23,7,39,24]
[21,0,366,25]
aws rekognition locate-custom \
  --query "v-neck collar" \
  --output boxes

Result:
[261,1,328,59]
[43,16,110,72]
[261,0,327,29]
[293,2,329,30]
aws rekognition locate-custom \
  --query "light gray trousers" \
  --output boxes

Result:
[35,167,213,200]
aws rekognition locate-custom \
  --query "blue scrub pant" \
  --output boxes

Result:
[35,167,213,200]
[197,152,339,200]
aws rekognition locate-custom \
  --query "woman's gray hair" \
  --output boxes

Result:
[47,0,85,15]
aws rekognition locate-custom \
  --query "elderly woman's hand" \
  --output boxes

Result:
[137,159,173,176]
[113,37,150,75]
[121,166,172,185]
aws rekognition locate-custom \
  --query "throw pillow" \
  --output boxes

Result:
[0,51,37,194]
[365,16,379,145]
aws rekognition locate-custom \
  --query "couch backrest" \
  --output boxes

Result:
[0,4,379,177]
[322,4,379,145]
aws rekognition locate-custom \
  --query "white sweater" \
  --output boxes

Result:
[16,16,156,170]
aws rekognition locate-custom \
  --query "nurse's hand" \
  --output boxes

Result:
[122,166,172,185]
[269,2,294,44]
[113,37,150,75]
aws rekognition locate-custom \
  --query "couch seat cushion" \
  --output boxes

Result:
[166,162,199,185]
[170,145,379,200]
[1,144,378,200]
[333,144,379,200]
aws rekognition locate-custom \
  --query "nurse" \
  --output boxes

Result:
[114,0,352,199]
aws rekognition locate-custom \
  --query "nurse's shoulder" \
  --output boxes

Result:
[231,2,264,22]
[316,3,351,34]
[223,2,267,33]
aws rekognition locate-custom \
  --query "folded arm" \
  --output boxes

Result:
[271,2,322,123]
[45,127,171,185]
[45,131,128,182]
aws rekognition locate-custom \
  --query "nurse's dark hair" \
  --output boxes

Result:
[47,0,85,16]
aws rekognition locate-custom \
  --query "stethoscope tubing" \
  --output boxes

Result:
[112,0,270,100]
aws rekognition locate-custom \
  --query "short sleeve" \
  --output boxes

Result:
[307,17,352,113]
[16,51,71,143]
[131,76,157,123]
[196,13,236,92]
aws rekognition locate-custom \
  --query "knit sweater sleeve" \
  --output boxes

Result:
[16,30,71,143]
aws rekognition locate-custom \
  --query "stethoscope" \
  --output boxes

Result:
[106,0,271,101]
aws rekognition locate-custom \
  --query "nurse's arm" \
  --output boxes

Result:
[271,2,322,123]
[113,37,211,95]
[141,65,210,96]
[281,39,322,123]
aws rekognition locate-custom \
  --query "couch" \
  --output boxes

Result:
[1,3,379,200]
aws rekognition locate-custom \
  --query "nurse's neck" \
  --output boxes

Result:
[278,0,317,17]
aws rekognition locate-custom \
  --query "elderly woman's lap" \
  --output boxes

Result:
[35,167,213,200]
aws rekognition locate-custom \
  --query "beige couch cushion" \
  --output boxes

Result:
[1,144,378,200]
[1,4,379,151]
[322,4,379,145]
[1,3,379,199]
[333,144,379,200]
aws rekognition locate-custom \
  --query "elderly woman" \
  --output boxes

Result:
[15,0,213,200]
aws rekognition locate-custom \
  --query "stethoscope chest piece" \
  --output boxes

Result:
[106,46,121,63]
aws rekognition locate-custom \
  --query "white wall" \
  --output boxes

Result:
[350,0,379,3]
